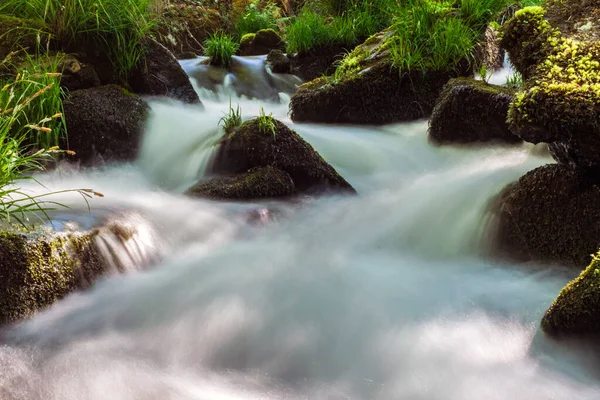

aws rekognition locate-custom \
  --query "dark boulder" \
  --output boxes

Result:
[429,78,520,144]
[488,164,600,267]
[187,166,296,200]
[266,49,291,74]
[63,85,150,165]
[210,117,355,194]
[129,39,201,104]
[59,54,102,92]
[239,29,286,56]
[289,45,347,82]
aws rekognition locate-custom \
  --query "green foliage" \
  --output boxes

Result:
[459,0,511,32]
[256,106,276,138]
[219,100,242,134]
[0,0,156,78]
[505,71,523,88]
[204,32,239,67]
[235,2,280,38]
[477,63,492,83]
[285,11,332,54]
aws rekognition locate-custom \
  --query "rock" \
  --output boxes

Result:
[63,85,150,165]
[428,78,520,144]
[266,49,291,73]
[210,117,355,194]
[488,164,600,267]
[289,29,467,124]
[501,5,600,167]
[289,45,347,82]
[128,39,201,104]
[541,253,600,337]
[238,29,285,56]
[0,229,104,324]
[178,51,198,60]
[59,54,102,92]
[187,166,296,200]
[476,25,505,71]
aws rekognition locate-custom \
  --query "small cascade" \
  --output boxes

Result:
[179,55,302,101]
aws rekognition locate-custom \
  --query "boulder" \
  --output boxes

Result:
[210,117,355,194]
[289,45,347,82]
[489,164,600,267]
[428,78,520,144]
[238,29,285,56]
[58,54,102,92]
[128,39,201,104]
[266,49,291,73]
[187,166,296,200]
[0,229,104,324]
[63,85,150,165]
[289,29,467,125]
[541,253,600,337]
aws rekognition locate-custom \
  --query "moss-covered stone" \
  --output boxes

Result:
[489,164,600,267]
[0,229,104,324]
[187,166,296,200]
[0,15,47,61]
[541,252,600,337]
[429,78,520,144]
[210,118,355,194]
[238,29,285,56]
[63,84,150,165]
[266,49,291,73]
[289,28,468,124]
[288,44,348,82]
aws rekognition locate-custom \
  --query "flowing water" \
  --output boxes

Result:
[0,57,599,400]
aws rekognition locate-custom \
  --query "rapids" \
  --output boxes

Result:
[0,56,599,400]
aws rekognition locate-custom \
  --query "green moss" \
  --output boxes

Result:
[0,15,48,60]
[542,252,600,336]
[0,229,104,324]
[240,33,256,46]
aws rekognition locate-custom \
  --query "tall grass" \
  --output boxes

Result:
[0,0,156,78]
[286,11,333,53]
[204,33,239,67]
[234,2,280,38]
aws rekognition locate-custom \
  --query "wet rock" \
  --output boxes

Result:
[289,29,468,124]
[289,45,347,82]
[476,25,505,71]
[129,39,201,104]
[211,117,355,194]
[266,49,291,74]
[59,54,102,92]
[489,164,600,267]
[542,253,600,337]
[239,29,285,56]
[0,228,104,325]
[429,78,520,144]
[187,166,296,200]
[63,85,150,165]
[178,51,198,60]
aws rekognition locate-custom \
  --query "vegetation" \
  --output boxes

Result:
[0,0,156,78]
[204,32,238,67]
[505,71,523,88]
[219,100,242,134]
[256,106,276,138]
[234,2,281,38]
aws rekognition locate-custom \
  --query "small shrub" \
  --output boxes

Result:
[204,32,239,68]
[256,106,276,138]
[219,100,242,134]
[235,2,280,38]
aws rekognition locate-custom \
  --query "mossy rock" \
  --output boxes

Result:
[0,229,105,324]
[476,25,505,71]
[489,164,600,267]
[238,29,285,56]
[288,44,348,82]
[57,53,102,91]
[0,15,47,61]
[266,49,291,74]
[63,85,150,165]
[187,166,296,200]
[210,118,355,194]
[289,29,468,125]
[429,78,520,144]
[541,252,600,337]
[129,38,201,104]
[502,5,600,167]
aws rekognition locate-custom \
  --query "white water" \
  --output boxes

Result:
[0,61,599,400]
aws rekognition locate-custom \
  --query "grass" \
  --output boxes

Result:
[506,71,523,88]
[0,0,156,78]
[219,100,242,134]
[234,2,280,38]
[204,32,239,67]
[256,106,276,138]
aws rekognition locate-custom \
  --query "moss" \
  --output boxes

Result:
[0,229,104,324]
[428,77,520,144]
[240,33,256,46]
[210,118,355,194]
[187,166,296,200]
[542,252,600,337]
[238,29,285,56]
[266,49,290,73]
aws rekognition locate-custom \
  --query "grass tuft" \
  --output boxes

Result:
[204,32,239,67]
[256,106,276,138]
[219,100,242,134]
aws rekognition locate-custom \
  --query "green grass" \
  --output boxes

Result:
[204,32,238,67]
[505,71,523,88]
[256,106,276,138]
[234,2,280,38]
[0,0,156,78]
[286,11,333,54]
[219,100,242,134]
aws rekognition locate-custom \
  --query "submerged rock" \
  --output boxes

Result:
[239,29,285,56]
[428,78,520,144]
[541,253,600,337]
[63,85,150,165]
[489,164,600,267]
[128,39,201,104]
[266,49,291,74]
[0,229,104,324]
[289,29,467,125]
[188,166,296,200]
[210,117,355,194]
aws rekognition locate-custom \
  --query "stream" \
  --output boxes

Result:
[0,56,599,400]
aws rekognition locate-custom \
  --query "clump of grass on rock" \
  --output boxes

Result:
[204,32,239,67]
